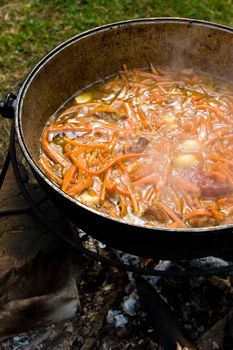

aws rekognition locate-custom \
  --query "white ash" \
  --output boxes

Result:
[77,230,106,250]
[98,242,106,249]
[146,260,172,286]
[212,340,220,349]
[106,310,129,327]
[12,336,30,347]
[107,255,173,328]
[122,291,139,316]
[113,250,142,282]
[190,256,230,270]
[2,329,43,350]
[121,261,172,317]
[77,229,87,238]
[113,251,141,267]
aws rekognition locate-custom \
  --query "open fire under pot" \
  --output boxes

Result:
[2,18,233,349]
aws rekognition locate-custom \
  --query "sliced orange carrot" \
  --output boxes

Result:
[105,182,129,196]
[121,174,140,215]
[143,187,155,202]
[70,152,147,176]
[67,176,92,196]
[63,136,110,150]
[170,176,200,194]
[39,156,62,185]
[207,171,226,183]
[61,164,77,192]
[167,222,180,228]
[133,174,158,187]
[183,208,213,220]
[41,130,70,168]
[137,108,152,129]
[196,104,223,115]
[58,102,99,118]
[208,154,233,167]
[92,105,121,115]
[119,194,127,217]
[124,101,142,127]
[99,168,111,204]
[156,201,186,228]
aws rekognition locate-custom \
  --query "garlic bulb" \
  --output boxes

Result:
[173,154,199,168]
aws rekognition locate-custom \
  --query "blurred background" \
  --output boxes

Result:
[1,0,233,165]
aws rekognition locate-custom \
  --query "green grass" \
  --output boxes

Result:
[1,0,233,163]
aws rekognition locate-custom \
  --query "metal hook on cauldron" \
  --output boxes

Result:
[0,93,16,120]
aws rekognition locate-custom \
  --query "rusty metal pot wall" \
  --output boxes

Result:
[14,18,233,259]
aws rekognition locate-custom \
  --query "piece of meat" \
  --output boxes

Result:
[143,205,169,224]
[181,168,233,199]
[188,216,218,228]
[196,174,231,198]
[127,137,149,153]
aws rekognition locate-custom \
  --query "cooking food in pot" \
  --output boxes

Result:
[39,64,233,229]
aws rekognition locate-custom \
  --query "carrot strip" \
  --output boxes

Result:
[39,156,62,185]
[119,194,127,217]
[196,104,223,115]
[170,176,200,194]
[208,154,233,167]
[155,202,186,228]
[61,164,77,192]
[63,136,110,149]
[41,131,70,168]
[133,174,158,187]
[123,162,142,174]
[124,102,141,127]
[144,187,155,202]
[121,174,140,214]
[92,105,121,115]
[149,62,161,75]
[105,182,129,196]
[183,208,213,220]
[99,168,111,204]
[218,167,233,188]
[195,104,231,123]
[209,208,225,221]
[159,160,172,190]
[58,103,99,118]
[208,171,226,183]
[67,176,92,196]
[137,108,152,129]
[177,197,184,215]
[131,70,158,79]
[116,185,130,196]
[46,124,92,133]
[70,152,147,176]
[129,164,155,181]
[157,84,167,94]
[167,222,180,228]
[179,187,196,210]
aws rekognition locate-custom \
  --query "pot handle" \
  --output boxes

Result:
[0,93,17,119]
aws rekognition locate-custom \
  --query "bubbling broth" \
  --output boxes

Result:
[39,65,233,228]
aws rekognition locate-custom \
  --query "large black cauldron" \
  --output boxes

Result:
[2,18,233,259]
